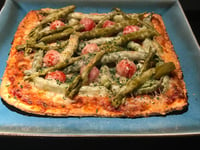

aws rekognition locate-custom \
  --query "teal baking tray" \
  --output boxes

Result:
[0,0,200,136]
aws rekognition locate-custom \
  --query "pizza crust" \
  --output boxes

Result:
[0,10,188,117]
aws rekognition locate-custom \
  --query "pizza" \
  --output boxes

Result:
[0,5,188,117]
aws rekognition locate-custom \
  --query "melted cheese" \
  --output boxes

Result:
[33,77,110,97]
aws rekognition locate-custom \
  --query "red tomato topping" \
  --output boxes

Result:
[88,66,100,83]
[43,50,61,67]
[102,20,115,28]
[123,25,140,35]
[81,43,100,55]
[45,71,66,83]
[80,17,96,31]
[80,66,99,83]
[50,20,65,30]
[116,59,137,78]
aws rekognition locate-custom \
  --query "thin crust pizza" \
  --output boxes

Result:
[0,5,187,117]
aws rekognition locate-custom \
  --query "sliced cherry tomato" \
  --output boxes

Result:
[45,71,66,83]
[50,20,65,30]
[88,66,100,83]
[81,43,100,55]
[102,20,115,28]
[80,17,96,31]
[123,25,140,35]
[43,50,61,67]
[80,66,99,83]
[116,59,137,78]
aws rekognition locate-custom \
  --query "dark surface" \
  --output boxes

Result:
[0,136,200,148]
[179,0,200,45]
[0,0,200,147]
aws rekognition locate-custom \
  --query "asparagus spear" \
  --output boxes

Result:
[37,25,73,40]
[134,79,160,95]
[38,5,76,16]
[38,5,75,28]
[99,65,113,89]
[61,33,80,60]
[154,62,175,79]
[28,5,76,39]
[111,62,176,108]
[100,51,146,64]
[127,41,145,52]
[138,48,155,74]
[16,41,68,52]
[39,28,74,43]
[65,75,82,98]
[112,68,156,108]
[82,50,106,85]
[79,27,157,54]
[68,12,105,22]
[37,24,84,41]
[114,28,159,46]
[79,19,138,40]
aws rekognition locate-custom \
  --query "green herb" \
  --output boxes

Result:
[5,84,10,87]
[150,95,154,99]
[56,79,62,85]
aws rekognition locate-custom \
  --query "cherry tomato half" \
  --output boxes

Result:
[50,20,65,30]
[81,43,100,55]
[123,25,140,35]
[80,17,96,31]
[80,66,99,83]
[43,50,61,67]
[45,71,66,83]
[116,59,137,78]
[102,20,115,28]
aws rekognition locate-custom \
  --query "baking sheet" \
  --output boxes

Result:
[0,0,200,136]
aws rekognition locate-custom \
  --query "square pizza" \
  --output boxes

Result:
[0,5,187,117]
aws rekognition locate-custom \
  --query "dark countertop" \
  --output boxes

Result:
[179,0,200,45]
[0,0,200,147]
